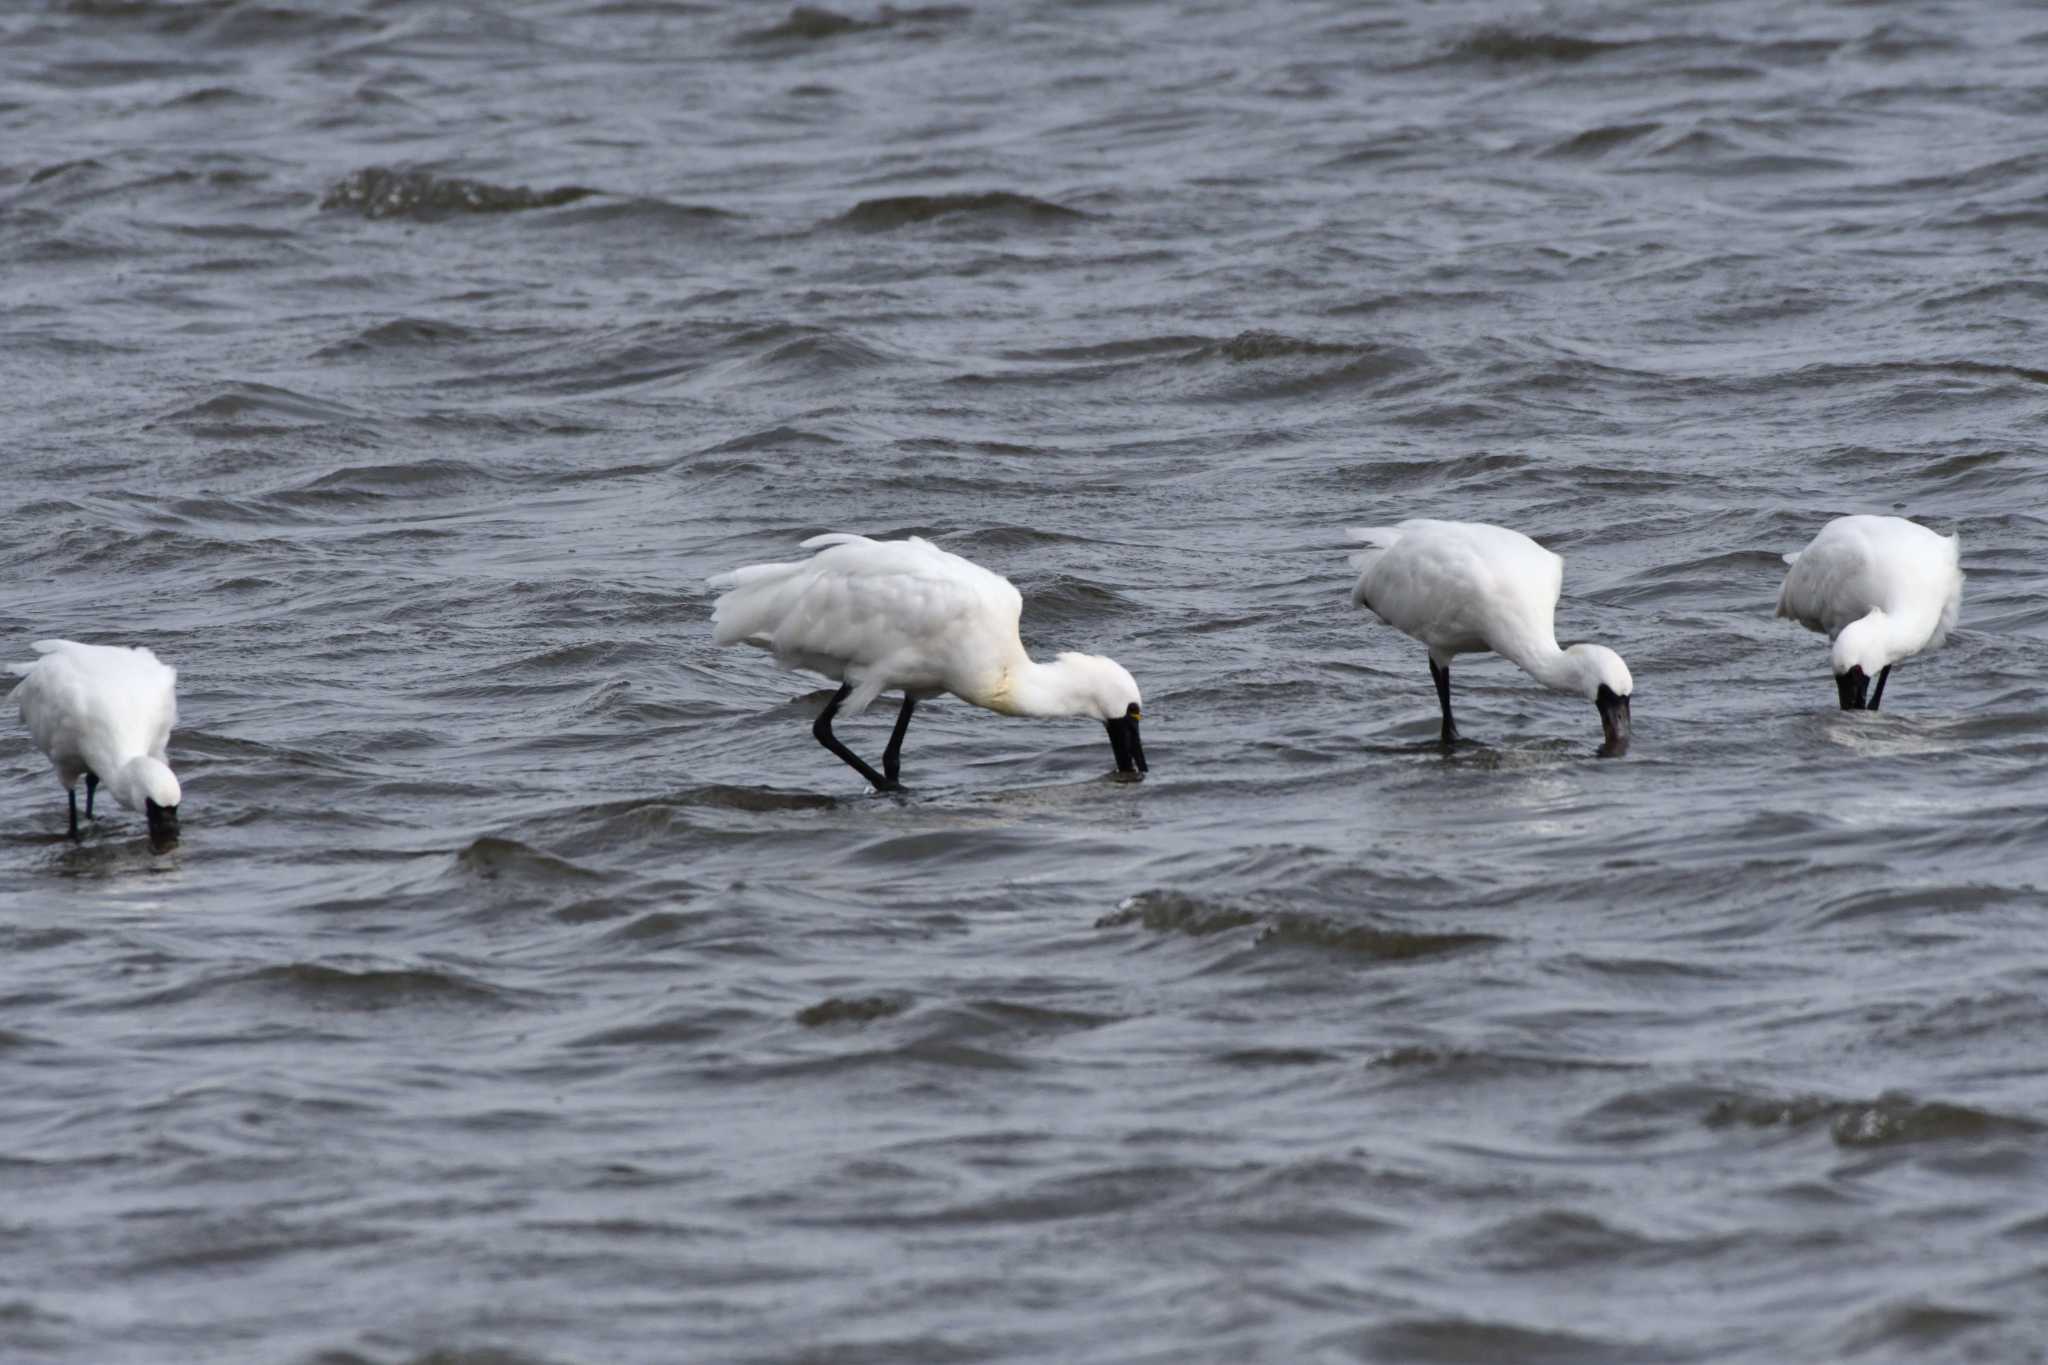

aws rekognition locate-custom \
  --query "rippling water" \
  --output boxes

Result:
[6,2,2048,1361]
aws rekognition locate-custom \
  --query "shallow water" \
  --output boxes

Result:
[5,1,2048,1361]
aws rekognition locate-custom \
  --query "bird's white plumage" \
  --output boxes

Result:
[1349,520,1565,664]
[11,639,182,811]
[709,533,1139,721]
[1776,515,1962,675]
[1346,519,1630,699]
[711,533,1024,716]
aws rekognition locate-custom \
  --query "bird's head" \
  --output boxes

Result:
[1565,644,1633,754]
[120,757,181,838]
[1054,652,1147,775]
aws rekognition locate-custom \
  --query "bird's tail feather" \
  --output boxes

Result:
[708,558,815,645]
[11,639,74,675]
[1344,525,1404,577]
[710,535,879,645]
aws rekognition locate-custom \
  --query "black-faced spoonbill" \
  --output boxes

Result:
[710,534,1146,791]
[11,639,181,838]
[1346,519,1634,755]
[1776,514,1962,711]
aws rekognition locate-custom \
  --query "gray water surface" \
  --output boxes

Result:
[5,2,2048,1362]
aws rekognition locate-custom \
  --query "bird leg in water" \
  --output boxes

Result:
[85,771,98,819]
[1868,664,1891,712]
[882,695,917,785]
[1430,658,1458,744]
[67,787,80,839]
[813,684,897,792]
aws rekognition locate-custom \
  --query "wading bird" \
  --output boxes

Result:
[11,639,182,838]
[1776,515,1962,710]
[1346,519,1633,754]
[710,534,1145,790]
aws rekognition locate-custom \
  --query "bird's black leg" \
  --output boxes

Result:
[1430,658,1459,745]
[85,771,98,819]
[882,695,917,785]
[813,684,896,792]
[1868,665,1892,712]
[68,787,79,840]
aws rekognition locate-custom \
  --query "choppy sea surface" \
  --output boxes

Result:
[5,2,2048,1361]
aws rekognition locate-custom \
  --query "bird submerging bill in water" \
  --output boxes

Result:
[11,640,182,839]
[1346,519,1634,755]
[710,534,1146,791]
[1776,514,1963,711]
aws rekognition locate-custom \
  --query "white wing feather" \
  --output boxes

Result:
[13,640,178,784]
[1776,516,1962,646]
[710,535,1023,715]
[1348,520,1563,658]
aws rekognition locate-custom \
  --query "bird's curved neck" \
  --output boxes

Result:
[1494,629,1582,696]
[986,654,1080,718]
[1841,607,1923,666]
[83,750,144,806]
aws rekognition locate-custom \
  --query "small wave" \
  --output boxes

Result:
[1100,891,1496,962]
[159,85,259,108]
[797,995,907,1027]
[1847,22,1963,62]
[453,836,601,885]
[155,381,366,428]
[1368,1045,1627,1081]
[741,5,966,44]
[1098,891,1262,936]
[1917,279,2048,314]
[116,962,519,1014]
[1705,1089,2039,1147]
[1326,289,1503,317]
[1811,882,2021,925]
[253,963,515,1012]
[1601,548,1789,607]
[833,191,1086,231]
[1256,912,1497,961]
[1541,120,1662,159]
[573,1005,757,1047]
[696,423,846,456]
[294,459,496,497]
[312,317,477,356]
[1212,1046,1337,1068]
[1024,574,1142,622]
[22,157,104,188]
[666,785,840,813]
[1466,1209,1669,1271]
[729,325,897,377]
[1192,328,1359,363]
[1181,329,1430,400]
[996,335,1208,363]
[539,197,734,232]
[1330,1316,1640,1365]
[1827,1299,2004,1356]
[945,524,1099,552]
[320,166,596,221]
[1437,26,1634,66]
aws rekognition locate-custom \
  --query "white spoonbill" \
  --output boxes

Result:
[11,639,182,838]
[1776,514,1962,711]
[709,533,1146,790]
[1346,519,1634,754]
